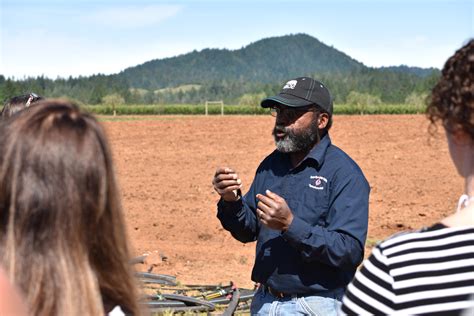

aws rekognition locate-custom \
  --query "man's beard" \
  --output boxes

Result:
[272,117,320,153]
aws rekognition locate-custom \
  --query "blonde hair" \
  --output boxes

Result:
[0,99,141,315]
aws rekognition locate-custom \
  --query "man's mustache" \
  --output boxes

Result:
[273,125,288,135]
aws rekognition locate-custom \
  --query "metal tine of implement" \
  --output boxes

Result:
[147,305,213,314]
[135,272,178,286]
[143,293,215,310]
[222,287,240,316]
[208,288,255,305]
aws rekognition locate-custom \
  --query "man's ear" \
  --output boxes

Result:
[318,113,329,130]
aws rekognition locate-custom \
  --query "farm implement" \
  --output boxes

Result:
[132,256,255,315]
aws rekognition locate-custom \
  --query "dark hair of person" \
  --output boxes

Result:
[427,39,474,139]
[0,99,141,315]
[1,93,44,118]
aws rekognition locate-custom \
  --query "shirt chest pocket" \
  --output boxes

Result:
[286,184,330,227]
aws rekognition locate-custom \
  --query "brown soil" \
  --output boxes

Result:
[103,115,462,289]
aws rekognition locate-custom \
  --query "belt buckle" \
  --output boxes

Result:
[267,286,285,298]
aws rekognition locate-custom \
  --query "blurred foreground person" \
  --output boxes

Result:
[340,39,474,315]
[0,100,141,315]
[1,92,43,118]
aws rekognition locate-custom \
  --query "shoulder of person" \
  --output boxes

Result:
[371,227,428,252]
[326,144,365,173]
[326,152,369,189]
[376,222,471,251]
[442,203,474,227]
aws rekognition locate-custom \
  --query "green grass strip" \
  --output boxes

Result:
[83,103,426,116]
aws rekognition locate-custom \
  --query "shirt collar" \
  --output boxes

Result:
[305,134,331,167]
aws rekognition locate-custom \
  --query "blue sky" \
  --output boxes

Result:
[1,0,472,79]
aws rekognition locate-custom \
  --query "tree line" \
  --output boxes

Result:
[0,68,439,107]
[1,34,440,107]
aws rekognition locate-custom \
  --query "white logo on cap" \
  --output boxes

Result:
[283,80,297,90]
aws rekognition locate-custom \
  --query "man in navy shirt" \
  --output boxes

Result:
[212,77,369,315]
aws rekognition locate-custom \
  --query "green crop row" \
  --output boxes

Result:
[82,104,269,115]
[82,103,426,116]
[333,103,426,115]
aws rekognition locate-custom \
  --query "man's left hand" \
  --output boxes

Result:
[256,190,294,232]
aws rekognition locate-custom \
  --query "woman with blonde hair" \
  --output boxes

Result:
[0,99,141,315]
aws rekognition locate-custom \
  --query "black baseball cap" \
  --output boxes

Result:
[261,77,333,115]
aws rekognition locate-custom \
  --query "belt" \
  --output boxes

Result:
[263,285,343,300]
[264,285,297,299]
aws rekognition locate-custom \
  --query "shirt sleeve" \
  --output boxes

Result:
[216,177,260,243]
[339,246,396,315]
[282,169,370,270]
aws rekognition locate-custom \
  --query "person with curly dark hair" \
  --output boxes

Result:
[427,40,474,139]
[340,39,474,315]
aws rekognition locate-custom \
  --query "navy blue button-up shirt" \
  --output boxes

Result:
[217,134,369,295]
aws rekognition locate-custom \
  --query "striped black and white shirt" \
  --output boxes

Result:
[340,223,474,315]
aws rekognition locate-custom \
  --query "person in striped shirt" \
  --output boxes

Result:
[340,39,474,315]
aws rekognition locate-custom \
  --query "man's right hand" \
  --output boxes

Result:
[212,167,242,202]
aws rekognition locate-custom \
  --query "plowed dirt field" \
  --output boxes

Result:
[103,115,462,289]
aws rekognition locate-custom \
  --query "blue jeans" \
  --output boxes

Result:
[250,286,342,316]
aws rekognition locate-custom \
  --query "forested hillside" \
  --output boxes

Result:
[0,34,439,105]
[119,34,365,88]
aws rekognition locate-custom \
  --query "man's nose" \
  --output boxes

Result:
[276,112,292,125]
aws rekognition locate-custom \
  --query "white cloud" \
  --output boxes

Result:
[84,4,183,28]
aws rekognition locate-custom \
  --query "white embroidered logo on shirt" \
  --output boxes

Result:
[283,80,297,89]
[309,175,327,190]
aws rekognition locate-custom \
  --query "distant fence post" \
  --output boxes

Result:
[204,100,224,116]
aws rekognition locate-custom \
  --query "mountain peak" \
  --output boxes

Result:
[119,33,365,89]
